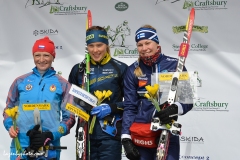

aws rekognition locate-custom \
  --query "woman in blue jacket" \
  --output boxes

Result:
[3,36,75,160]
[121,25,193,160]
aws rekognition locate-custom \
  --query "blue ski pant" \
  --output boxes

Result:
[90,138,122,160]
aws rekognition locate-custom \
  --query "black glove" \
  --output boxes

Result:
[155,103,178,124]
[159,101,169,110]
[122,138,140,160]
[26,125,53,151]
[26,125,41,139]
[74,97,92,112]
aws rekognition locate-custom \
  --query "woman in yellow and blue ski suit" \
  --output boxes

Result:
[68,26,128,160]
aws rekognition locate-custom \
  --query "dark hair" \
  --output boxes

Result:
[87,26,106,32]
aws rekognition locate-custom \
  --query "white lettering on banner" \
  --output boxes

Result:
[134,139,153,146]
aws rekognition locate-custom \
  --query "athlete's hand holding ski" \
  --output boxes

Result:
[155,103,178,124]
[27,125,53,150]
[26,124,53,151]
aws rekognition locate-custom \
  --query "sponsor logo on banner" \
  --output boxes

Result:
[104,21,138,59]
[180,136,204,144]
[190,72,229,112]
[113,48,138,58]
[193,100,229,111]
[172,25,208,52]
[25,0,87,15]
[179,155,209,160]
[115,2,129,11]
[154,0,227,11]
[33,29,58,36]
[172,43,208,52]
[182,0,228,10]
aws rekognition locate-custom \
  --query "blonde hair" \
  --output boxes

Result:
[133,58,143,77]
[141,24,157,30]
[87,26,110,54]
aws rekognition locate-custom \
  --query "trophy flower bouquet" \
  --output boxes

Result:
[144,84,171,129]
[144,84,161,112]
[89,90,112,134]
[5,106,22,154]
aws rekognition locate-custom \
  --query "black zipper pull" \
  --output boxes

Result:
[39,78,43,85]
[42,84,45,91]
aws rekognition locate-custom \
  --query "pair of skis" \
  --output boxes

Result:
[76,10,92,160]
[155,8,195,160]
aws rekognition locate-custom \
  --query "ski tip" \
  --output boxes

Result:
[190,7,195,13]
[186,8,195,31]
[87,10,91,15]
[87,10,92,28]
[87,10,92,18]
[190,7,195,18]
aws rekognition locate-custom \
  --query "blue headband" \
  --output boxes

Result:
[86,30,109,45]
[135,28,159,44]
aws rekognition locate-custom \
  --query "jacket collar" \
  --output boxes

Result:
[33,67,56,77]
[90,52,111,65]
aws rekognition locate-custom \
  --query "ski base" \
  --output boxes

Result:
[156,130,170,160]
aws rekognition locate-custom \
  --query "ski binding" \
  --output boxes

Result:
[151,117,182,136]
